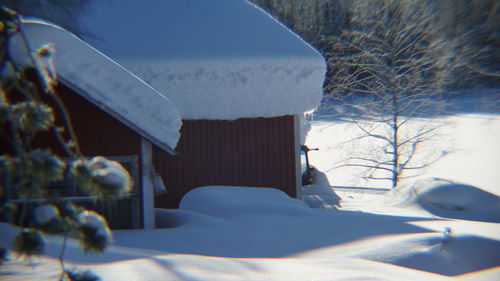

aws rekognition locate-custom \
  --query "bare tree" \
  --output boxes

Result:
[321,0,455,188]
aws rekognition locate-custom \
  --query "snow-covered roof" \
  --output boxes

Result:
[79,0,326,120]
[9,19,182,152]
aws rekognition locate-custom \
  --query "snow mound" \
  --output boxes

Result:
[301,168,341,209]
[354,233,500,277]
[155,208,230,229]
[386,234,500,276]
[179,186,313,218]
[297,231,500,277]
[302,185,341,209]
[412,179,500,222]
[1,252,452,281]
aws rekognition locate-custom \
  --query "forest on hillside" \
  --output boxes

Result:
[251,0,500,92]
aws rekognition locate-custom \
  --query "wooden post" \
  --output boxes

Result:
[141,137,155,229]
[294,114,303,199]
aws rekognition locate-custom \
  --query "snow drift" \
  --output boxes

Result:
[1,185,500,280]
[412,179,500,223]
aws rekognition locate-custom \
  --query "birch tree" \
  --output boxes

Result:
[321,0,455,188]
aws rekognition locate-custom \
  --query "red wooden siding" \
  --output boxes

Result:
[54,84,143,229]
[2,81,143,229]
[35,83,142,157]
[154,116,297,209]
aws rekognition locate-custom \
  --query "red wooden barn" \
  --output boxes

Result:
[4,0,327,228]
[4,19,182,229]
[78,0,327,209]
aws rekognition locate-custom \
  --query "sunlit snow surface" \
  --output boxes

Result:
[3,5,499,279]
[306,113,500,194]
[2,89,499,279]
[2,183,500,280]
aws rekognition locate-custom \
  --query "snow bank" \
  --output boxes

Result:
[412,179,500,223]
[155,208,230,229]
[302,185,341,209]
[1,184,500,279]
[0,252,452,281]
[327,177,500,223]
[179,186,313,217]
[298,231,500,277]
[9,19,182,151]
[387,234,500,276]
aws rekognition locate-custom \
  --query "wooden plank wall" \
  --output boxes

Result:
[154,116,297,209]
[78,196,140,229]
[2,81,143,229]
[38,83,142,157]
[54,85,144,228]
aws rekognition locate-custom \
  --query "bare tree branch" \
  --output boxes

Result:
[322,0,454,188]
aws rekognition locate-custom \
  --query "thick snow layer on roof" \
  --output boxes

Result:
[122,58,325,120]
[9,20,181,151]
[80,0,321,60]
[79,0,326,120]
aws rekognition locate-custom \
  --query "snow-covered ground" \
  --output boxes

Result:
[2,184,499,280]
[306,113,500,196]
[1,101,499,280]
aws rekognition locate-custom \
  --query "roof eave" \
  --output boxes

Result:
[60,77,177,155]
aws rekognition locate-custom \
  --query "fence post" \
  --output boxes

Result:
[141,138,155,229]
